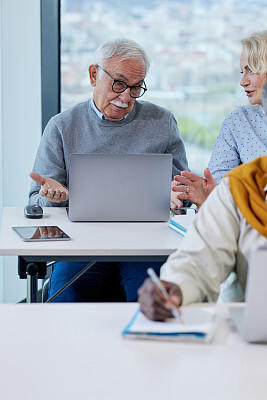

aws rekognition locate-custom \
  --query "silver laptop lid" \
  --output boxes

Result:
[243,247,267,343]
[68,153,172,222]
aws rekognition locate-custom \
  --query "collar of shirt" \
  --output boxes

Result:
[90,99,128,121]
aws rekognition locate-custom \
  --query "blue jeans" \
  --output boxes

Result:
[48,261,163,302]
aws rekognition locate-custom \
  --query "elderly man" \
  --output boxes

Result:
[138,82,267,321]
[29,38,189,302]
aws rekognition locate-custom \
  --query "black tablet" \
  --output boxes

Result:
[12,226,71,242]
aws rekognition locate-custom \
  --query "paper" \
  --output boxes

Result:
[169,214,196,236]
[122,306,218,342]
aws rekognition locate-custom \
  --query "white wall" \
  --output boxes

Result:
[0,2,3,302]
[0,0,42,302]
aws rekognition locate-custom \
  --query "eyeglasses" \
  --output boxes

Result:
[96,65,147,98]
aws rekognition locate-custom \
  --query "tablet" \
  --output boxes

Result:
[12,226,71,242]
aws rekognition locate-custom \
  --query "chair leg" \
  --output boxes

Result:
[42,278,50,303]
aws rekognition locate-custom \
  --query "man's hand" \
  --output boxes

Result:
[172,168,217,208]
[29,172,69,203]
[138,278,182,321]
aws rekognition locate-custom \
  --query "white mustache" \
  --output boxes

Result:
[110,100,128,108]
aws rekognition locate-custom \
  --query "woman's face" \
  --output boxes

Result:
[240,50,267,106]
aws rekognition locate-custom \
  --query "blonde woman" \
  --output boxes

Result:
[172,30,267,209]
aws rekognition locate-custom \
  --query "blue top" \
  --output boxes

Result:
[208,105,267,183]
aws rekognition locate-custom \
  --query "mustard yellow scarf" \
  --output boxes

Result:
[226,156,267,239]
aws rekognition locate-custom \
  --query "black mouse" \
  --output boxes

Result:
[24,205,43,219]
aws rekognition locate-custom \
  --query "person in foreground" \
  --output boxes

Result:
[29,38,189,302]
[171,30,267,209]
[138,82,267,321]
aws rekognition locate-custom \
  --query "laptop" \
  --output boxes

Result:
[229,247,267,343]
[68,153,172,222]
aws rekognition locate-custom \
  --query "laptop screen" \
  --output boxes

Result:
[68,153,172,222]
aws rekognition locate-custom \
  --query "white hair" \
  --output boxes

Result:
[94,39,151,75]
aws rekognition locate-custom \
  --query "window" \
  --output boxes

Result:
[60,0,267,174]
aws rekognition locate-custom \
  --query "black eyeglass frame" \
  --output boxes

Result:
[96,64,147,98]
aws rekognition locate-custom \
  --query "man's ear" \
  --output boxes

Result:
[89,64,97,87]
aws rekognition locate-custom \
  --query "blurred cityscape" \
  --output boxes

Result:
[60,0,267,174]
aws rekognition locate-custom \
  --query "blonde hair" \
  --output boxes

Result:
[241,30,267,75]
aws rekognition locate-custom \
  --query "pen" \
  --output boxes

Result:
[147,268,181,320]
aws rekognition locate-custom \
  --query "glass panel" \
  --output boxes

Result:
[60,0,267,175]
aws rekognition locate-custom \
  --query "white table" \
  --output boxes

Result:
[0,207,182,301]
[0,302,266,400]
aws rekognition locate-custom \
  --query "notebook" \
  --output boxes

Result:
[229,247,267,343]
[169,214,196,236]
[68,153,172,222]
[122,306,218,343]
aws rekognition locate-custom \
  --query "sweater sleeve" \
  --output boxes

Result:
[160,178,240,305]
[167,113,191,207]
[28,118,68,207]
[167,113,189,177]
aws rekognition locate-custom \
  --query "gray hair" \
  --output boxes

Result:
[240,30,267,75]
[263,82,267,114]
[94,39,151,75]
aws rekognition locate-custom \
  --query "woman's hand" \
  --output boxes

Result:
[172,168,217,208]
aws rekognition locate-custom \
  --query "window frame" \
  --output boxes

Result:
[41,0,60,132]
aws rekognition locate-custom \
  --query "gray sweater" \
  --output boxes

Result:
[29,99,189,206]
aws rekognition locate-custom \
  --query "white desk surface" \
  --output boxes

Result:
[0,207,182,257]
[0,302,266,400]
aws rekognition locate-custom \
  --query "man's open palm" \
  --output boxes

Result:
[29,172,69,202]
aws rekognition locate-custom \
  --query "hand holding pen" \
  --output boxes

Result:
[137,268,183,322]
